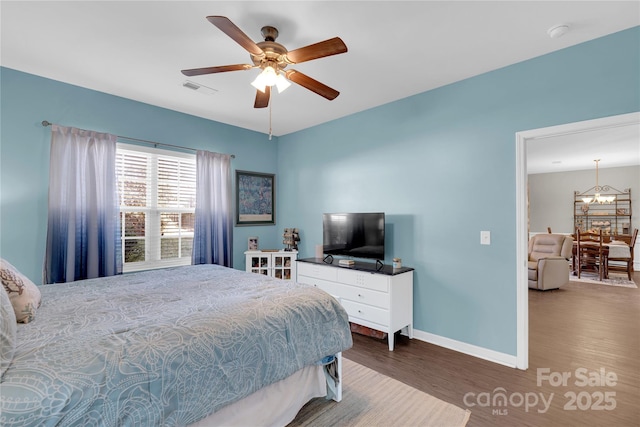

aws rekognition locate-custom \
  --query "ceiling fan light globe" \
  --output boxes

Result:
[261,66,278,87]
[275,73,291,93]
[251,75,267,92]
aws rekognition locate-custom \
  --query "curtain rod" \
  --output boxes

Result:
[41,121,235,158]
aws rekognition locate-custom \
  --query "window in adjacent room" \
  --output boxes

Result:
[116,144,196,272]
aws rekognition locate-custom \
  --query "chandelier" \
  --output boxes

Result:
[581,159,615,204]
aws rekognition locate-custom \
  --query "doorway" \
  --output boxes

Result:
[514,112,640,370]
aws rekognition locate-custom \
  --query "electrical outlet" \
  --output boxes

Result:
[481,231,491,245]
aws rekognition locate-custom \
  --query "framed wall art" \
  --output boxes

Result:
[236,170,275,226]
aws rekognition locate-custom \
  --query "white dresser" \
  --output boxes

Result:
[297,259,413,351]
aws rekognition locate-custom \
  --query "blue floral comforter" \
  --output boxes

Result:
[0,264,352,426]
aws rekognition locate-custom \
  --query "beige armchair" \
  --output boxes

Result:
[528,234,573,290]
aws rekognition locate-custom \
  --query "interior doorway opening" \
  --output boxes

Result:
[514,112,640,370]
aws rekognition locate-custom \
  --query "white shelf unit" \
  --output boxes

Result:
[244,250,298,281]
[297,259,413,351]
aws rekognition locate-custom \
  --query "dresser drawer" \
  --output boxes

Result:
[341,300,389,326]
[333,283,389,309]
[299,275,340,296]
[336,269,389,292]
[297,262,338,282]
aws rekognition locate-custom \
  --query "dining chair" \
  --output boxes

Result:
[606,228,638,280]
[576,229,604,281]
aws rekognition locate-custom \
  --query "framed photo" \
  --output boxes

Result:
[236,170,275,226]
[248,236,259,250]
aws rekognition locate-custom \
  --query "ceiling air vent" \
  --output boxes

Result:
[182,80,218,96]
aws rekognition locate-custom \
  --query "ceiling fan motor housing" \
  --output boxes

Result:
[252,26,288,69]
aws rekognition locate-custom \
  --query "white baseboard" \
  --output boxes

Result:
[412,328,518,369]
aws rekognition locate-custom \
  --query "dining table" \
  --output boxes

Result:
[571,240,631,280]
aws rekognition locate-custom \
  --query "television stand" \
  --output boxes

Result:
[297,258,414,351]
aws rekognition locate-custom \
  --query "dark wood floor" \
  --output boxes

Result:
[344,272,639,427]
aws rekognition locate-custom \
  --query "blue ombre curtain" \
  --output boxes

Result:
[192,150,233,267]
[43,125,122,284]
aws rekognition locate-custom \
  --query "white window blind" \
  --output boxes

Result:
[116,144,196,272]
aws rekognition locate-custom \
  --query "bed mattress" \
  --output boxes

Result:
[0,264,352,426]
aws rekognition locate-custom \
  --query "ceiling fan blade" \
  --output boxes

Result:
[284,37,347,64]
[181,64,253,76]
[254,86,271,108]
[206,16,264,58]
[285,70,340,100]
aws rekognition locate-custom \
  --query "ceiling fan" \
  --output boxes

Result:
[182,16,348,108]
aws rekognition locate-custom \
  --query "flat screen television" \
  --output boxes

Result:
[322,212,385,260]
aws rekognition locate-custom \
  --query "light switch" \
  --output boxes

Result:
[481,231,491,245]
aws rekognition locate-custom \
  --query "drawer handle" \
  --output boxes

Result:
[358,293,363,297]
[358,309,363,313]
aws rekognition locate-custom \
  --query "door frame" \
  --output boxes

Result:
[514,111,640,370]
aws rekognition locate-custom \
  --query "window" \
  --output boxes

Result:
[116,144,196,272]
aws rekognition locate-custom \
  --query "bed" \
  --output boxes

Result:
[0,263,353,426]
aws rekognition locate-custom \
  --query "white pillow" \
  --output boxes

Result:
[0,259,42,323]
[1,284,17,377]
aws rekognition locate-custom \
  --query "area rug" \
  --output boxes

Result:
[288,358,471,427]
[570,272,637,288]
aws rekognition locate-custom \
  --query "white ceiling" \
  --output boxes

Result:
[527,121,640,174]
[1,1,639,171]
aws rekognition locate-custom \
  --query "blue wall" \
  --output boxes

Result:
[0,68,282,282]
[277,27,640,355]
[1,27,638,358]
